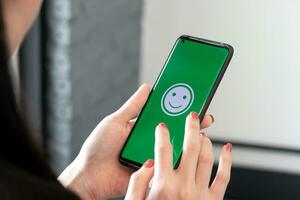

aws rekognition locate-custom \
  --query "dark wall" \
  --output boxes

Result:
[70,0,143,158]
[225,166,300,199]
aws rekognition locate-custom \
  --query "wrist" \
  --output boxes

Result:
[58,158,95,200]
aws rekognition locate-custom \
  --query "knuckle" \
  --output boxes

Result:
[155,184,172,197]
[198,137,214,164]
[103,114,115,122]
[130,172,142,183]
[157,143,172,153]
[185,144,199,154]
[178,187,192,199]
[222,155,232,166]
[199,152,214,164]
[102,115,111,122]
[217,171,230,184]
[124,100,139,114]
[205,136,213,147]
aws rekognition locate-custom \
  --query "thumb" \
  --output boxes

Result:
[116,83,151,121]
[125,160,154,200]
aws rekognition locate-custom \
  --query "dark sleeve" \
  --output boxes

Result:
[0,158,80,200]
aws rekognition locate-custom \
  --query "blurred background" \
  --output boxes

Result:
[17,0,300,199]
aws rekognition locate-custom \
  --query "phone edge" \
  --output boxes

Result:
[119,35,234,170]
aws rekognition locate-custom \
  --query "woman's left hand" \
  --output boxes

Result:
[58,84,215,200]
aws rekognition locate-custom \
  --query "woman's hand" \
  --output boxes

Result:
[58,84,215,200]
[125,112,232,200]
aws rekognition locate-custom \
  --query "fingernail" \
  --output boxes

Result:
[225,143,233,152]
[209,114,215,123]
[159,123,167,128]
[144,159,154,168]
[190,112,199,120]
[200,132,207,137]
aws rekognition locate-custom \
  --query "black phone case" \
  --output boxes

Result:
[119,35,234,170]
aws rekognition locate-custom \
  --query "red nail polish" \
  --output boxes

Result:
[144,159,154,168]
[159,123,167,128]
[190,112,199,120]
[225,143,233,152]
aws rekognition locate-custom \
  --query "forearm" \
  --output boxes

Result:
[58,159,94,200]
[58,155,115,200]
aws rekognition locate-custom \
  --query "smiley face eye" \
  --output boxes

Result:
[172,92,176,96]
[183,95,187,99]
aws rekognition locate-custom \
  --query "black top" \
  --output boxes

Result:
[0,54,79,199]
[0,157,79,199]
[0,103,79,199]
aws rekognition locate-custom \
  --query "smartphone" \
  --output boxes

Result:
[119,35,233,169]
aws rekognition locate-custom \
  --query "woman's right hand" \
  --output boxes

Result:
[125,112,233,200]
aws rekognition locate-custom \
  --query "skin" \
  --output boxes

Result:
[125,113,232,200]
[58,84,219,199]
[2,0,43,55]
[3,0,233,199]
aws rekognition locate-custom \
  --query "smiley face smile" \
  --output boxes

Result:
[168,102,182,109]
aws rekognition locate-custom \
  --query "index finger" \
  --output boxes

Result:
[154,123,173,175]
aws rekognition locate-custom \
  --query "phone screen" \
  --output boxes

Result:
[120,36,232,168]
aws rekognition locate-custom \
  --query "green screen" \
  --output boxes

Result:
[121,38,230,167]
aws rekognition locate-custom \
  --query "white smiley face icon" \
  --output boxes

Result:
[161,83,194,116]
